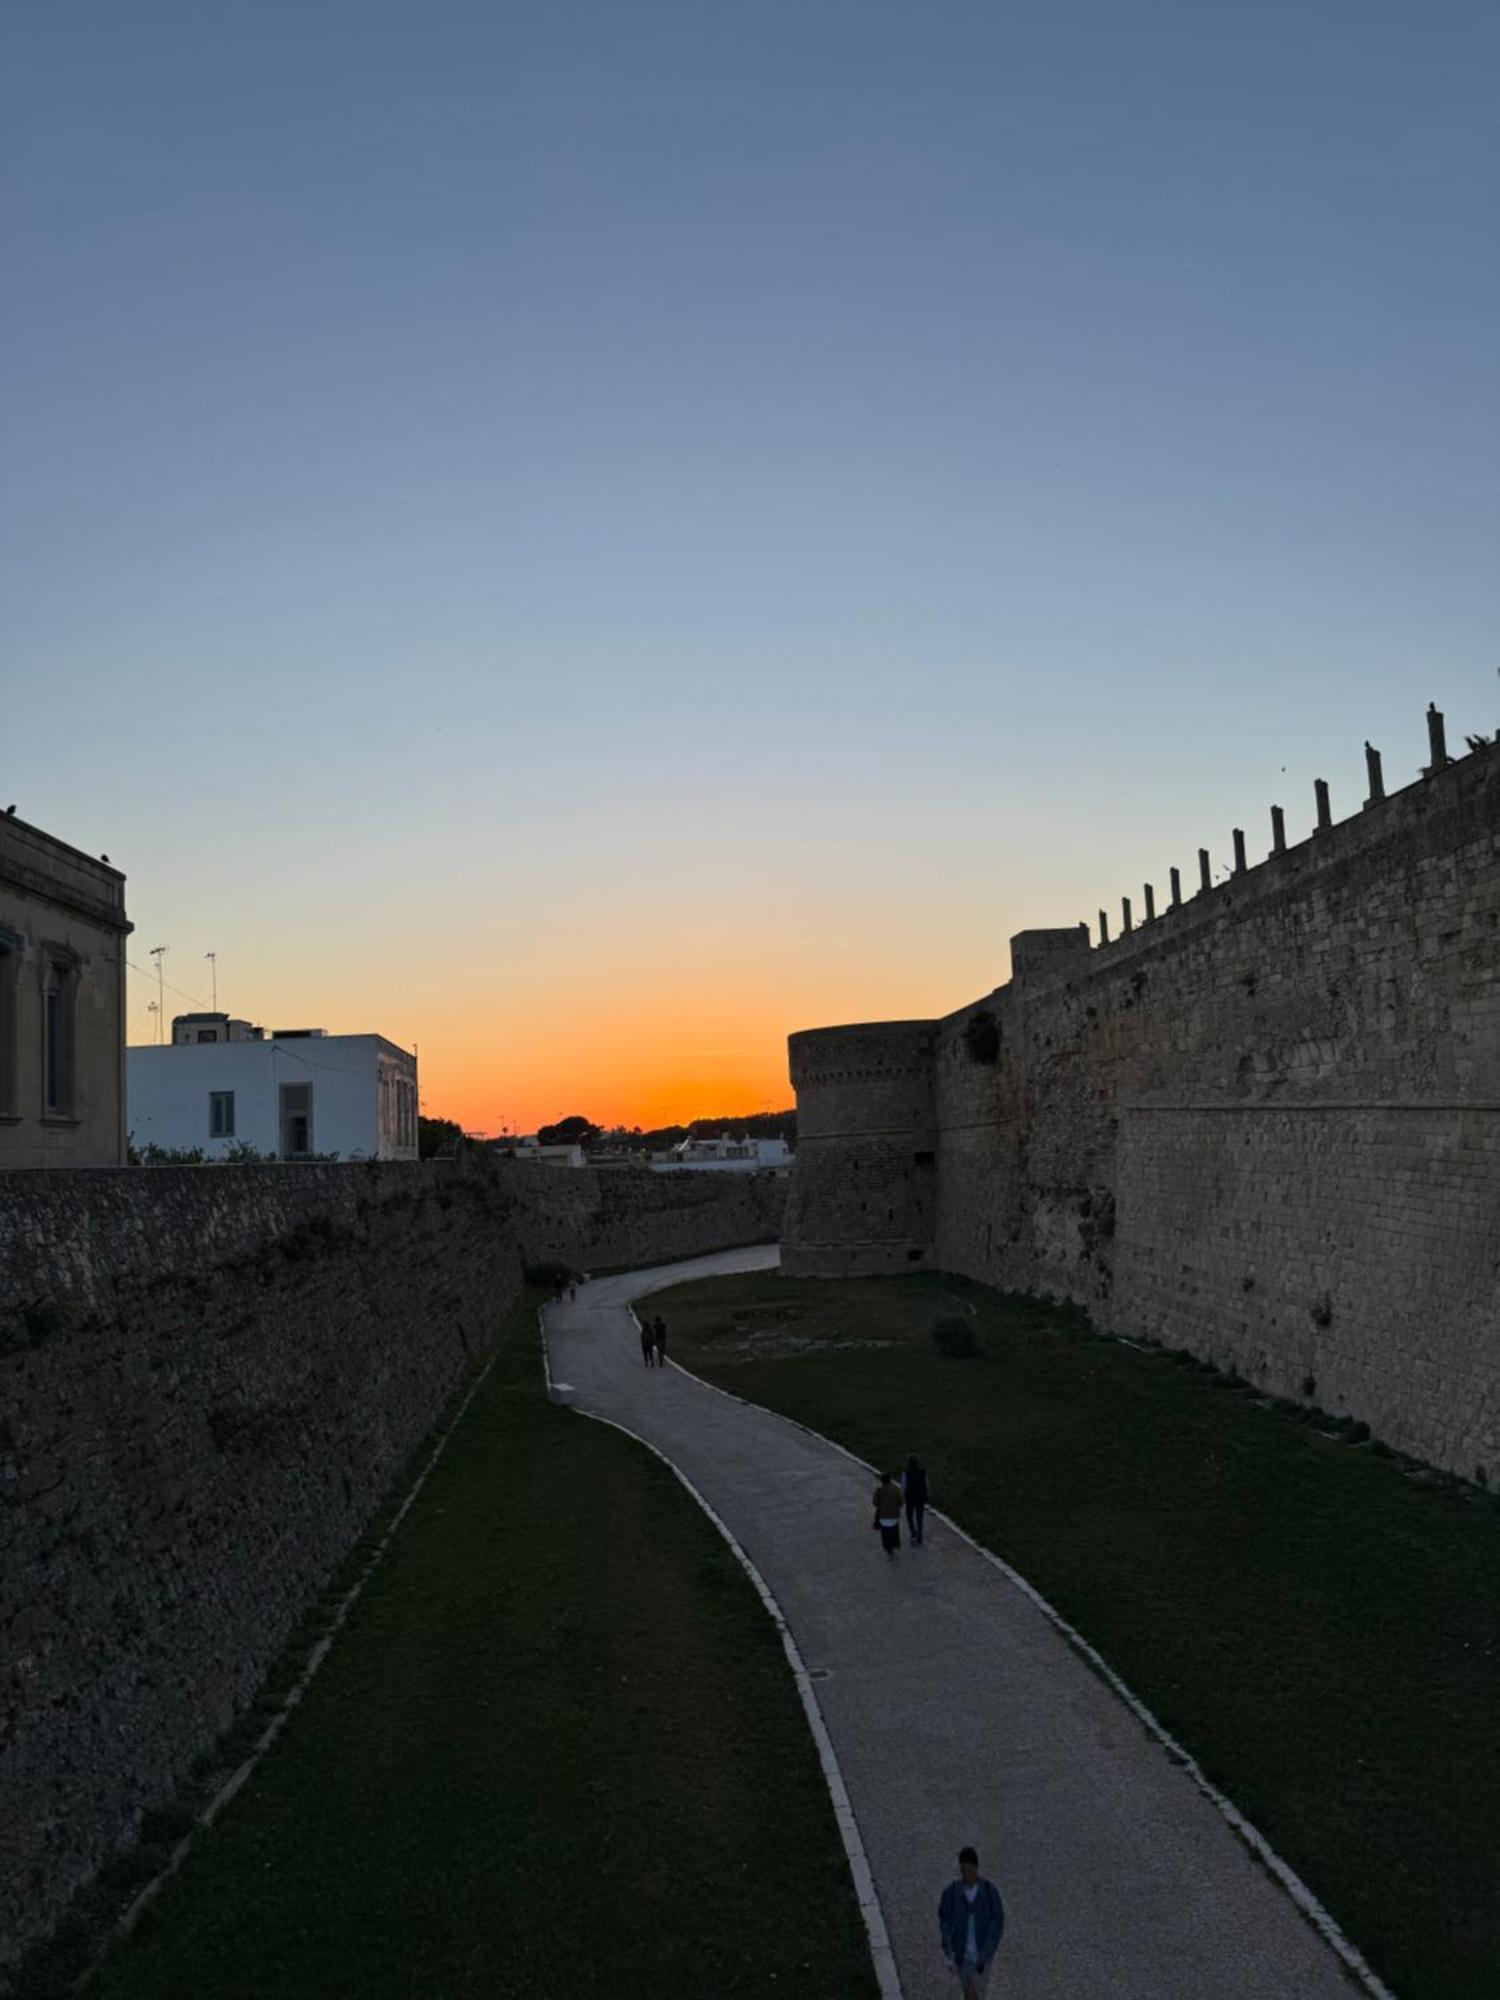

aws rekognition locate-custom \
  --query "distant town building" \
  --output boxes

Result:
[171,1012,263,1045]
[650,1135,793,1173]
[128,1017,417,1161]
[0,811,131,1166]
[496,1135,587,1168]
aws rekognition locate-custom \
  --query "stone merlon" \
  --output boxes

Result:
[782,741,1500,1486]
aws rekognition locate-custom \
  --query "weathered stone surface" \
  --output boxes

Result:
[501,1159,786,1272]
[0,1155,785,1972]
[784,743,1500,1485]
[0,1160,518,1975]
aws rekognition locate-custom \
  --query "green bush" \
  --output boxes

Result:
[524,1261,574,1290]
[932,1316,980,1359]
[963,1009,1002,1065]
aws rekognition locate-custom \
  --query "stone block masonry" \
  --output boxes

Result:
[0,1160,521,1976]
[0,1153,791,1975]
[501,1158,787,1273]
[784,731,1500,1485]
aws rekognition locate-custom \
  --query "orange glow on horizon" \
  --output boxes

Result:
[417,992,800,1135]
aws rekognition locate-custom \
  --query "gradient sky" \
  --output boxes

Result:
[5,1,1497,1133]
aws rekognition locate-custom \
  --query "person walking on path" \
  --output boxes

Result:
[639,1316,657,1367]
[939,1846,1005,1997]
[872,1472,904,1557]
[651,1314,668,1366]
[903,1454,929,1546]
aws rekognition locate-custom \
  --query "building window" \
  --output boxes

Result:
[197,1028,219,1044]
[0,930,18,1117]
[209,1091,235,1138]
[42,957,77,1117]
[279,1081,313,1158]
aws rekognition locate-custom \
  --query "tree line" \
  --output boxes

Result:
[418,1109,795,1159]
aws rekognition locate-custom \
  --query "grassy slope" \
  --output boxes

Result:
[652,1270,1500,2000]
[56,1293,876,2000]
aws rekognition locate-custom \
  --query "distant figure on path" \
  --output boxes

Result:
[939,1846,1005,1997]
[567,1279,576,1303]
[872,1472,904,1556]
[652,1314,667,1365]
[640,1317,657,1367]
[903,1454,928,1546]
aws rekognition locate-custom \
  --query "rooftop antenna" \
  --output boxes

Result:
[205,951,218,1012]
[149,946,168,1035]
[147,998,161,1045]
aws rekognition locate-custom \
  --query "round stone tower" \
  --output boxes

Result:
[783,1020,938,1274]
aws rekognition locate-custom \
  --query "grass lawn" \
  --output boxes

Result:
[651,1269,1500,2000]
[22,1290,877,2000]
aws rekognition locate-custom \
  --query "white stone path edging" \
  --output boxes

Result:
[68,1334,510,1996]
[620,1284,1400,2000]
[540,1305,904,2000]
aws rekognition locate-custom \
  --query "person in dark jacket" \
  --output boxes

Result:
[938,1845,1004,1996]
[872,1472,903,1555]
[651,1314,667,1364]
[903,1454,929,1545]
[639,1316,656,1366]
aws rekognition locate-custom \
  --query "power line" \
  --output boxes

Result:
[124,956,216,1012]
[124,957,416,1073]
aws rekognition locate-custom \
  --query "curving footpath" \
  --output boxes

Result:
[545,1248,1383,2000]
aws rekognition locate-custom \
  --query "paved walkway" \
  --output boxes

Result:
[546,1249,1372,2000]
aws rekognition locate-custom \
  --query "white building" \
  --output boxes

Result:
[650,1136,793,1173]
[127,1016,417,1161]
[497,1136,586,1168]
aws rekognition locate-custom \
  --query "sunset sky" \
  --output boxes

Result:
[6,2,1497,1133]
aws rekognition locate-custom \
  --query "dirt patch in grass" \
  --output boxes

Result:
[652,1269,1500,2000]
[21,1292,875,2000]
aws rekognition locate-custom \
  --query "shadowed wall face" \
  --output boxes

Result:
[783,1022,938,1274]
[0,1162,520,1976]
[0,1151,794,1975]
[785,747,1500,1481]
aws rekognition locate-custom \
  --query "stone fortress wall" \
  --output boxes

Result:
[784,716,1500,1485]
[0,1156,784,1976]
[502,1156,787,1272]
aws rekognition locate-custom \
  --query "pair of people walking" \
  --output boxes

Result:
[638,1313,668,1368]
[871,1453,928,1555]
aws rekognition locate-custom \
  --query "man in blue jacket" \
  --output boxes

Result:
[938,1845,1005,1995]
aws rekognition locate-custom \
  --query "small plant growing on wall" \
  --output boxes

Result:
[524,1261,575,1290]
[964,1009,1001,1066]
[932,1315,980,1359]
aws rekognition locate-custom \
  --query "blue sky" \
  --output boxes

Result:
[4,1,1497,1126]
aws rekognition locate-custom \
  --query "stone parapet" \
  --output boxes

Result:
[784,733,1500,1479]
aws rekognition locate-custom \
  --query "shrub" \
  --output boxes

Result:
[278,1214,340,1262]
[21,1300,76,1347]
[963,1009,1001,1066]
[932,1316,980,1359]
[524,1261,575,1290]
